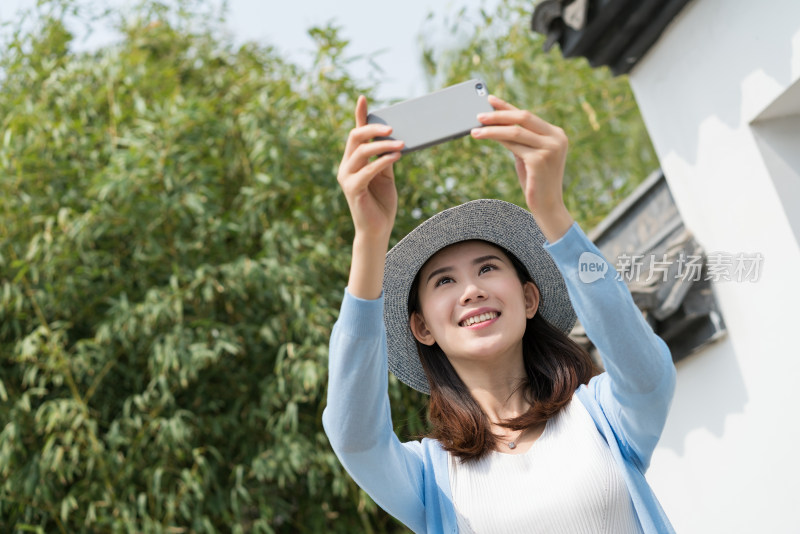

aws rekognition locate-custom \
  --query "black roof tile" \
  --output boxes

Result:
[531,0,694,75]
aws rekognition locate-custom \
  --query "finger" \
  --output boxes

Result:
[345,152,401,193]
[345,139,405,172]
[360,151,401,179]
[342,95,372,160]
[343,123,394,160]
[355,95,368,128]
[493,138,531,159]
[471,123,551,149]
[488,94,519,111]
[477,108,556,136]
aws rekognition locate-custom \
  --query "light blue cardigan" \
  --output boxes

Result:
[323,222,677,533]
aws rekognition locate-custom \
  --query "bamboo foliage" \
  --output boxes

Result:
[0,1,656,532]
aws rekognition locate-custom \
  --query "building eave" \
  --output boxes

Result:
[531,0,694,75]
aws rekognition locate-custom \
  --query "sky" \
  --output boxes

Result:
[1,0,501,101]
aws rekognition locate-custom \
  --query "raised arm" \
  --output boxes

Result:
[545,223,676,470]
[470,94,574,243]
[323,97,428,532]
[473,95,675,469]
[337,95,402,299]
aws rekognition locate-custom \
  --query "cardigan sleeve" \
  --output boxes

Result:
[544,222,677,472]
[322,289,427,534]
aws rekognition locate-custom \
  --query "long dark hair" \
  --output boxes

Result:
[408,242,600,461]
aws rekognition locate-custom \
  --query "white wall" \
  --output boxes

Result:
[627,0,800,532]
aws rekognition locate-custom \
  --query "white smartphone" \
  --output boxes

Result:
[367,79,493,154]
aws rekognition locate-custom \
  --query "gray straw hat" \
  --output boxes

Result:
[383,199,577,394]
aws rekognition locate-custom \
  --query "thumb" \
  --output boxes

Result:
[355,95,368,128]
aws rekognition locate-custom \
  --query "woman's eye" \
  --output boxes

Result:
[434,276,453,287]
[479,263,498,274]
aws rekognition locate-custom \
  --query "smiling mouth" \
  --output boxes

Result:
[459,312,500,327]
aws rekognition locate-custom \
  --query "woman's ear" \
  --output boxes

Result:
[523,281,540,319]
[409,312,436,346]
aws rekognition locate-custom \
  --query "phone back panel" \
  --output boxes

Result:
[367,79,493,153]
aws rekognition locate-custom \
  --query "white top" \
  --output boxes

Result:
[448,394,644,534]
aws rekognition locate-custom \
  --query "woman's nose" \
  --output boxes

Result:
[460,282,486,305]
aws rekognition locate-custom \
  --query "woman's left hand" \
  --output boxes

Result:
[471,95,574,242]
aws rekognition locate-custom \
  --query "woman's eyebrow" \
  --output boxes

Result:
[425,255,505,285]
[425,265,453,285]
[472,254,504,265]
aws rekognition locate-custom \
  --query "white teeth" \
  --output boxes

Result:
[461,312,498,327]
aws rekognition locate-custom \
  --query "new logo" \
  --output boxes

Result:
[578,252,608,284]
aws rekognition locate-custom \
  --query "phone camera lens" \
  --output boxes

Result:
[476,83,484,90]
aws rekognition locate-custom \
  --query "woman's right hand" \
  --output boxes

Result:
[337,95,404,242]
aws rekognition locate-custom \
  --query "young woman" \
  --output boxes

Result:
[323,94,676,533]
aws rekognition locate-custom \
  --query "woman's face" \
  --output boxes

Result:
[409,241,539,368]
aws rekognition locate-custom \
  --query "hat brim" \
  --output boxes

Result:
[383,199,576,394]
